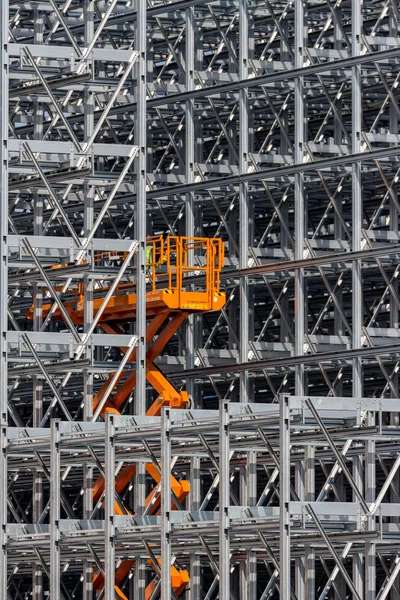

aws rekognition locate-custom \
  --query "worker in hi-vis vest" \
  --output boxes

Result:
[146,244,167,278]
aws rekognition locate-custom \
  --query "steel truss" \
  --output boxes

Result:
[3,399,400,599]
[1,0,400,598]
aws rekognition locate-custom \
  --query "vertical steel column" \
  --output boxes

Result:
[0,0,8,593]
[239,463,247,599]
[161,407,172,600]
[83,5,94,597]
[32,156,44,600]
[83,440,93,599]
[352,0,364,595]
[105,413,115,600]
[228,207,239,355]
[240,450,257,600]
[294,455,305,595]
[246,451,257,600]
[194,202,204,408]
[189,456,201,600]
[365,411,376,599]
[83,0,94,418]
[185,6,195,401]
[135,2,147,595]
[294,0,306,397]
[32,31,44,600]
[239,1,251,586]
[389,6,399,337]
[353,446,364,595]
[280,19,291,346]
[219,400,230,598]
[294,2,306,595]
[333,5,344,365]
[279,395,291,598]
[190,33,204,390]
[239,0,250,404]
[0,417,5,599]
[305,446,315,599]
[135,0,147,415]
[388,12,400,600]
[50,420,61,600]
[351,0,363,401]
[134,474,146,600]
[334,471,346,600]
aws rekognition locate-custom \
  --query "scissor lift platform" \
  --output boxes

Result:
[27,236,225,599]
[32,235,225,321]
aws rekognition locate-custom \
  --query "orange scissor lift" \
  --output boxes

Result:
[28,236,225,599]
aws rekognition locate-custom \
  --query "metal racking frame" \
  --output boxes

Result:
[1,0,400,598]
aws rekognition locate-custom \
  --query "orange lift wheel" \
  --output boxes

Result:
[27,236,226,597]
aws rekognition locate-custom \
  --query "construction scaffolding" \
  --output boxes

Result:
[1,0,400,598]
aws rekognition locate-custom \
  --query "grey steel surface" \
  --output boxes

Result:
[2,0,400,598]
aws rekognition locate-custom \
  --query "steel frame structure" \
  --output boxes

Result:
[1,0,400,598]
